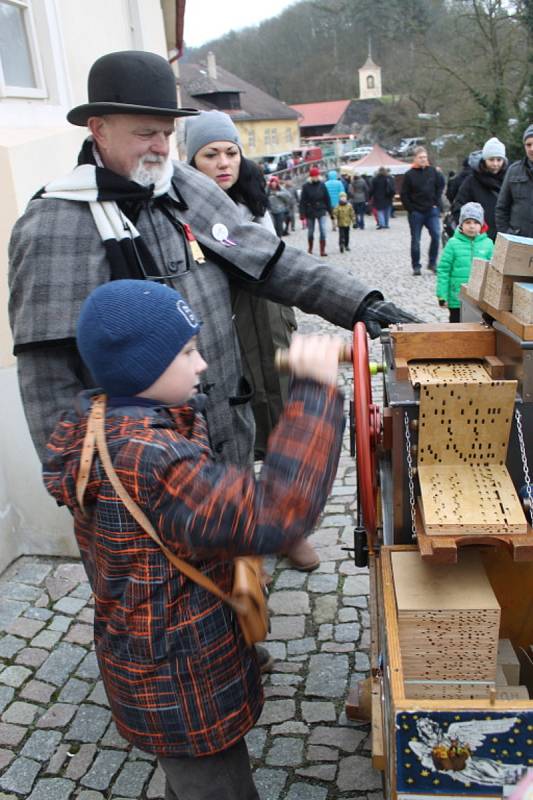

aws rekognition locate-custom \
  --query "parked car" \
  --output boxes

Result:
[260,151,293,173]
[392,137,426,157]
[344,145,373,160]
[292,146,323,164]
[430,133,465,150]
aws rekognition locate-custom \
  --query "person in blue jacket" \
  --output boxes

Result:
[325,170,345,211]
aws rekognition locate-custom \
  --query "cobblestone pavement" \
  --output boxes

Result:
[0,215,448,799]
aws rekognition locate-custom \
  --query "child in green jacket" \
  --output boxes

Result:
[437,201,494,322]
[332,192,355,253]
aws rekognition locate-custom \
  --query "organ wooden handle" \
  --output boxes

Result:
[274,343,353,373]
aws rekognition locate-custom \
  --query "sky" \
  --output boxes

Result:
[183,0,297,49]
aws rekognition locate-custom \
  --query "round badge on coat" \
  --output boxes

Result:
[212,223,229,242]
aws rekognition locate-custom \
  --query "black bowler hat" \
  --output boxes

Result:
[67,50,198,126]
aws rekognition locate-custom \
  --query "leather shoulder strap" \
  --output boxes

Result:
[85,396,242,613]
[76,400,98,514]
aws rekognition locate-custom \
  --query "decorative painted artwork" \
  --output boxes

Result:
[396,711,533,797]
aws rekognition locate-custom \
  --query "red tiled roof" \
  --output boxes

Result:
[290,100,352,127]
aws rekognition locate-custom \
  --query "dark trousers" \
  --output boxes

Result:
[338,226,350,250]
[449,307,461,323]
[159,738,259,800]
[271,212,285,238]
[408,207,440,271]
[353,201,366,229]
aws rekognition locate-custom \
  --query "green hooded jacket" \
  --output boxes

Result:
[436,227,494,308]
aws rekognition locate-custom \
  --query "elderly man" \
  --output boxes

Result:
[9,50,414,559]
[495,124,533,238]
[400,147,445,275]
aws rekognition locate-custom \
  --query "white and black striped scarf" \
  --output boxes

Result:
[36,138,180,281]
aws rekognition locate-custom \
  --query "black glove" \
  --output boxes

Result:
[358,298,422,339]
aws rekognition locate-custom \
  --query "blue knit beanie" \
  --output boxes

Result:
[77,280,201,396]
[185,110,241,163]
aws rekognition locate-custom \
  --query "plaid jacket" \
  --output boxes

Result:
[9,160,375,462]
[43,380,344,757]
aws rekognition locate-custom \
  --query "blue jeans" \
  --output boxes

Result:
[408,207,441,271]
[307,214,327,241]
[377,207,390,228]
[353,202,365,229]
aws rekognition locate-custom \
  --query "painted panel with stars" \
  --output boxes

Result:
[396,710,533,797]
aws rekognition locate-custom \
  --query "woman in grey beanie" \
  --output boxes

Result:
[452,135,507,240]
[185,111,319,573]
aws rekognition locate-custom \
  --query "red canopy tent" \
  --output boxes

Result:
[347,144,410,175]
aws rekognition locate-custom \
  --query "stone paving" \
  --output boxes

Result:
[0,215,448,799]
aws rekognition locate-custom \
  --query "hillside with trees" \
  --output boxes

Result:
[184,0,532,159]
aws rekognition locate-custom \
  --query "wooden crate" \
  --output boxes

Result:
[492,232,533,276]
[460,286,533,341]
[391,550,500,685]
[376,546,533,800]
[482,263,515,310]
[498,638,521,685]
[390,323,495,362]
[465,257,489,300]
[512,281,533,324]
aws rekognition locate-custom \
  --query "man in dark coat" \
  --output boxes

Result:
[495,123,533,238]
[400,147,445,275]
[299,166,332,256]
[452,137,507,241]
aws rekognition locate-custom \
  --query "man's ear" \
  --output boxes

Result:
[87,117,107,149]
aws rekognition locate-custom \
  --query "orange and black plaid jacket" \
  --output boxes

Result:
[43,379,344,757]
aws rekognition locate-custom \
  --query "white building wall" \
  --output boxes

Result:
[0,0,169,574]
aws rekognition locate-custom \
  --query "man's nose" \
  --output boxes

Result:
[150,133,169,155]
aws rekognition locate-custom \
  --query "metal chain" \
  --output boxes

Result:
[404,411,417,540]
[515,407,533,527]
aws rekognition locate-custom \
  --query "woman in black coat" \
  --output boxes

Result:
[452,137,507,241]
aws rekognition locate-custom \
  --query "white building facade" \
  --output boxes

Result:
[0,0,172,572]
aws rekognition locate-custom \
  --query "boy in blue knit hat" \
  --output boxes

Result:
[43,279,344,800]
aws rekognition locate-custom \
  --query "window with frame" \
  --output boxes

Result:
[264,128,271,146]
[367,75,375,90]
[285,127,292,144]
[248,128,256,149]
[0,0,47,98]
[271,128,278,145]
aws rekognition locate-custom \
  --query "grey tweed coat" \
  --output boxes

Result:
[9,160,376,463]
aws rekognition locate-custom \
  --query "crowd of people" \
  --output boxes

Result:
[7,46,533,800]
[263,126,533,324]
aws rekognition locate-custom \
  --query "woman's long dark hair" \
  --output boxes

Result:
[227,157,269,219]
[191,152,269,218]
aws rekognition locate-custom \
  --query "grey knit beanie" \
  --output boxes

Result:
[459,202,484,227]
[523,123,533,142]
[481,137,506,161]
[185,110,241,163]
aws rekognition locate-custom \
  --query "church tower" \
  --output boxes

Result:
[358,39,382,100]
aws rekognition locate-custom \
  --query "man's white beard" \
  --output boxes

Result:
[130,155,168,187]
